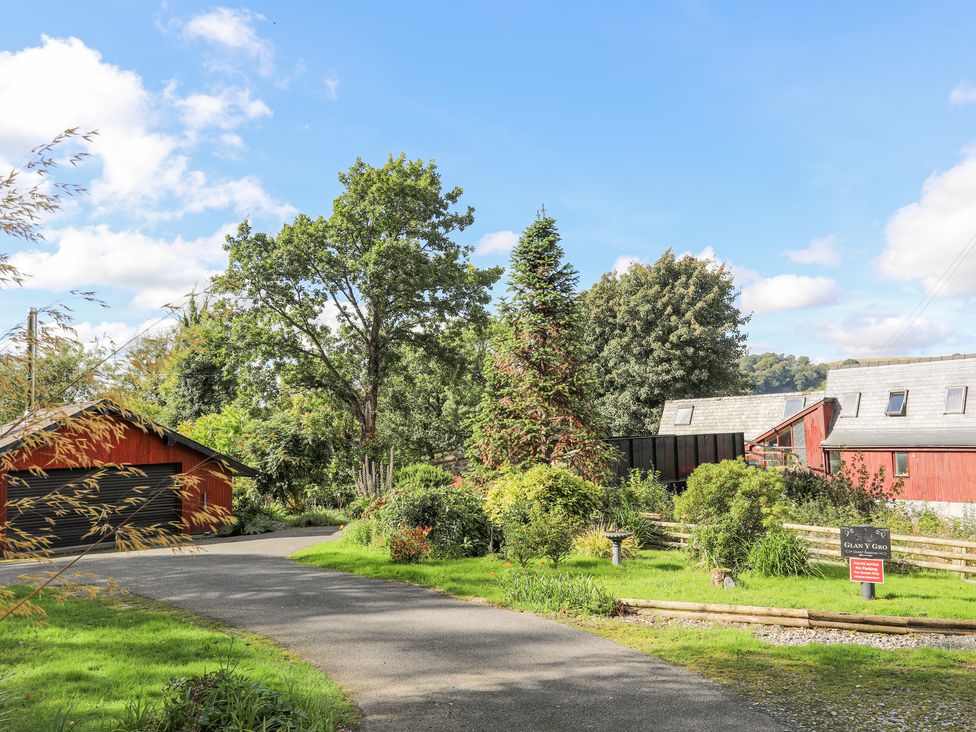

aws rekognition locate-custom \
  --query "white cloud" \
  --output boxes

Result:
[10,223,235,309]
[949,82,976,106]
[0,36,290,222]
[324,73,340,101]
[168,84,271,130]
[72,318,174,350]
[476,230,518,256]
[784,234,840,267]
[818,308,954,355]
[612,255,641,276]
[740,275,841,313]
[879,152,976,296]
[183,7,273,76]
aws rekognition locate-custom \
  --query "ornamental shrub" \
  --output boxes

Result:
[571,526,640,560]
[500,571,617,615]
[746,529,819,577]
[501,505,537,566]
[389,525,432,563]
[676,459,788,571]
[614,468,672,518]
[376,479,490,557]
[522,506,580,568]
[395,462,455,492]
[484,465,602,526]
[342,519,376,546]
[146,670,314,731]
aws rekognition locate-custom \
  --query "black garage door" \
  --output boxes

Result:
[6,463,180,550]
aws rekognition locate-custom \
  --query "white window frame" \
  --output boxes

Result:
[885,389,908,417]
[945,386,968,415]
[674,406,694,426]
[839,391,860,418]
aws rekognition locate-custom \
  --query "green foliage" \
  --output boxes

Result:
[783,454,899,524]
[394,463,455,492]
[614,468,672,516]
[571,526,639,560]
[582,249,748,435]
[218,155,501,448]
[467,215,613,483]
[746,530,819,577]
[739,352,828,394]
[522,506,580,568]
[601,469,671,548]
[341,519,377,547]
[123,669,316,731]
[388,525,432,563]
[375,478,490,557]
[181,393,350,512]
[501,511,537,566]
[287,509,348,528]
[240,514,275,535]
[676,460,787,571]
[156,296,243,428]
[499,571,617,616]
[483,464,603,526]
[378,326,488,462]
[0,340,105,423]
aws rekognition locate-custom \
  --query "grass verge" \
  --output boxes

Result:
[581,618,976,731]
[292,541,976,619]
[0,587,357,731]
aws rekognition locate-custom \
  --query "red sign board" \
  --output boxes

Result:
[849,557,885,584]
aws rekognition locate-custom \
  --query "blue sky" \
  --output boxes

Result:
[3,2,976,360]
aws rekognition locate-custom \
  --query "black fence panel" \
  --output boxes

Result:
[605,433,746,484]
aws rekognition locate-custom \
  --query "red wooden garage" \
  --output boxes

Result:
[0,400,255,552]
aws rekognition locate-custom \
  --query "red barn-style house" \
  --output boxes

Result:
[659,355,976,516]
[0,400,255,551]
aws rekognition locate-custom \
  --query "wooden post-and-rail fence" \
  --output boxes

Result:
[641,514,976,577]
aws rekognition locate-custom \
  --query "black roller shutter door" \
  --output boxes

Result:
[6,463,180,550]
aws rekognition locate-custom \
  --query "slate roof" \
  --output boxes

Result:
[821,355,976,449]
[821,428,976,449]
[0,400,257,476]
[658,391,824,441]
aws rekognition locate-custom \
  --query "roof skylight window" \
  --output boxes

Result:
[885,390,908,416]
[945,386,968,414]
[674,406,694,426]
[783,397,805,419]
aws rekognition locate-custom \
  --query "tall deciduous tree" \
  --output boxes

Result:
[583,250,748,435]
[468,215,611,482]
[378,325,489,462]
[217,155,501,449]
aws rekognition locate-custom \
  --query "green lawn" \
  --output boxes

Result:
[0,588,356,732]
[292,541,976,619]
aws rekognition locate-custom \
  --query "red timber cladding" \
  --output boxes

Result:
[2,416,233,533]
[802,401,831,472]
[835,449,976,504]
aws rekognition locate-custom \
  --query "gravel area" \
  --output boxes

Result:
[619,613,976,732]
[624,611,976,650]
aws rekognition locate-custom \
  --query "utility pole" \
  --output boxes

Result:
[26,307,37,414]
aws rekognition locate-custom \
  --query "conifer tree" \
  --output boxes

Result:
[468,215,611,482]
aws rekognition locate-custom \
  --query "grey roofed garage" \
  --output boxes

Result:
[658,391,824,441]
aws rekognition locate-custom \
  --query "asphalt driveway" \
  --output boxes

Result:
[0,529,783,731]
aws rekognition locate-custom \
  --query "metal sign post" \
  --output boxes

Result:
[841,525,891,600]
